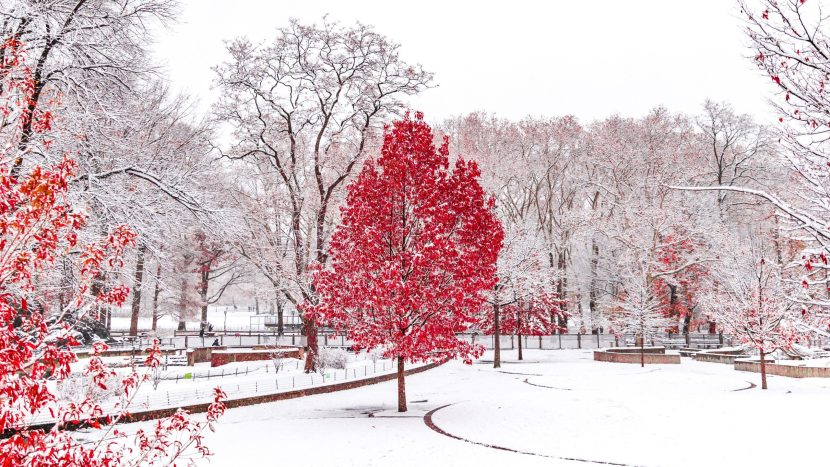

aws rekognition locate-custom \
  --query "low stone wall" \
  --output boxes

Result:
[17,358,447,435]
[694,352,747,364]
[594,349,680,364]
[604,346,668,354]
[210,347,302,367]
[678,348,700,357]
[251,345,305,357]
[186,346,227,366]
[735,360,830,378]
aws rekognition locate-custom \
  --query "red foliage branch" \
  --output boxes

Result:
[0,38,224,466]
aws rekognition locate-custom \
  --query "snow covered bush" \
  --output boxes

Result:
[317,347,349,373]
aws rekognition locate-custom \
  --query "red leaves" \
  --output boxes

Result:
[312,113,503,364]
[0,39,223,466]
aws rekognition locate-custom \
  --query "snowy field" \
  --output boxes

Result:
[114,349,829,466]
[45,353,406,425]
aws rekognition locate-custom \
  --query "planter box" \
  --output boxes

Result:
[210,347,302,367]
[734,360,830,378]
[594,349,680,364]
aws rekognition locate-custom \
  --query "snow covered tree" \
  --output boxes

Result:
[701,239,803,389]
[608,261,676,367]
[0,36,225,466]
[479,224,565,366]
[214,17,433,372]
[310,114,503,412]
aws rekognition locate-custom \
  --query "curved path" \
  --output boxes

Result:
[522,378,572,391]
[733,381,757,392]
[423,403,648,467]
[496,369,543,377]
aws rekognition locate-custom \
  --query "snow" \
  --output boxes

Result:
[106,306,301,335]
[40,353,411,427]
[116,349,829,466]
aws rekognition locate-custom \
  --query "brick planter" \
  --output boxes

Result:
[210,348,302,367]
[186,346,227,366]
[594,349,680,364]
[693,352,747,364]
[734,360,830,378]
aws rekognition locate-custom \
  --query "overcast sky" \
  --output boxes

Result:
[151,0,776,125]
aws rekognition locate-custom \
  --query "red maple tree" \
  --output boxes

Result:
[310,113,503,412]
[0,38,224,466]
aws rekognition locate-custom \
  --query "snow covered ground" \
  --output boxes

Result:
[117,349,828,466]
[44,353,407,425]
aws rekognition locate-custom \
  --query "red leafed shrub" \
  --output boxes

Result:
[0,38,224,466]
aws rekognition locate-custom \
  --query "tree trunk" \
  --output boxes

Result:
[589,240,599,328]
[303,317,318,373]
[556,250,569,329]
[177,275,188,332]
[199,268,209,333]
[397,356,407,412]
[517,304,524,361]
[90,272,106,325]
[151,262,161,332]
[277,308,284,336]
[518,332,524,360]
[640,334,645,368]
[493,303,501,369]
[129,245,146,336]
[760,349,768,390]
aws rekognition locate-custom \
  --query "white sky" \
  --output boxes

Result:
[151,0,776,125]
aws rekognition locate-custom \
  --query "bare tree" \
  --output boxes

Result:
[213,18,432,371]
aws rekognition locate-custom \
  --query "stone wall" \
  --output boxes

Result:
[594,350,680,364]
[603,346,668,355]
[734,360,830,378]
[693,352,747,364]
[186,346,227,366]
[210,348,301,367]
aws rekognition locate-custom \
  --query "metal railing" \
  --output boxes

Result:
[29,357,408,426]
[104,332,735,353]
